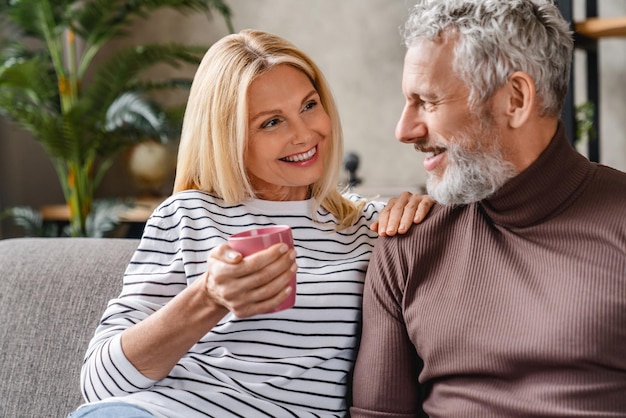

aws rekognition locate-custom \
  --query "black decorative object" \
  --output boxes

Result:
[343,152,363,188]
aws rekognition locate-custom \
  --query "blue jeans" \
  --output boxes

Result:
[68,402,155,418]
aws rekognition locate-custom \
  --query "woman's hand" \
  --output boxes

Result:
[371,192,435,236]
[203,243,297,318]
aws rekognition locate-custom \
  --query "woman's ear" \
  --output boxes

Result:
[505,71,536,128]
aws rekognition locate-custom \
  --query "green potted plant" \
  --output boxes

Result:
[0,0,233,237]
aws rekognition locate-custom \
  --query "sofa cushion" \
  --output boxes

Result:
[0,237,139,418]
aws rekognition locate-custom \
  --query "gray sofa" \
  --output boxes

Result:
[0,237,140,418]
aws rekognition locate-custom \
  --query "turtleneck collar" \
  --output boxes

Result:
[479,121,595,228]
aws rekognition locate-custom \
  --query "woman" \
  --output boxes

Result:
[70,29,433,418]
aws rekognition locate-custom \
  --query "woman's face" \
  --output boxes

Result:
[245,64,331,201]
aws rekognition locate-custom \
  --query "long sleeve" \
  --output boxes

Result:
[80,209,185,400]
[351,234,423,417]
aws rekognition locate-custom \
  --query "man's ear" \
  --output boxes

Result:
[505,71,535,128]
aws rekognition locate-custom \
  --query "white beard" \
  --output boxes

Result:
[427,124,518,206]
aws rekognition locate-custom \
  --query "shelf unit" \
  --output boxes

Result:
[558,0,626,163]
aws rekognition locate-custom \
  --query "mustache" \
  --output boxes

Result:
[413,139,446,154]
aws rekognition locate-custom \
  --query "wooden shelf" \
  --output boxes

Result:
[118,197,163,223]
[575,16,626,38]
[40,197,163,223]
[40,205,71,222]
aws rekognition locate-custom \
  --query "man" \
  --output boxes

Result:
[351,1,626,417]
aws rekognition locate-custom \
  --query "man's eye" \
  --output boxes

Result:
[421,101,435,111]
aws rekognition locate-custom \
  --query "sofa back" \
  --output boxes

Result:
[0,237,139,418]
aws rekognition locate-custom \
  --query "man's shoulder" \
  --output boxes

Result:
[389,202,478,243]
[371,203,479,275]
[418,202,476,228]
[594,164,626,191]
[581,164,626,209]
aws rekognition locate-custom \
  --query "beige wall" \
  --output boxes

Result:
[572,1,626,169]
[225,0,426,195]
[1,0,625,237]
[590,2,626,170]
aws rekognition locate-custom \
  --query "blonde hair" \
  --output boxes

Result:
[174,29,363,229]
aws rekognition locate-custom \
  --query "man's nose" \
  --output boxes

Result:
[395,106,427,144]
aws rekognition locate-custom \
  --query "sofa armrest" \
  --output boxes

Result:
[0,237,139,417]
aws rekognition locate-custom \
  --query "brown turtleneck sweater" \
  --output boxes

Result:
[351,123,626,417]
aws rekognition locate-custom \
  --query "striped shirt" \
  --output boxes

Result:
[80,190,384,418]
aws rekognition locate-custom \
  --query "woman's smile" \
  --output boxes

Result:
[280,146,318,163]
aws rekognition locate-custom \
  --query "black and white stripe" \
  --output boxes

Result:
[80,190,383,417]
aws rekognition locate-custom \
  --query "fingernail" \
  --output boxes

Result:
[279,244,289,253]
[226,250,239,261]
[291,263,298,273]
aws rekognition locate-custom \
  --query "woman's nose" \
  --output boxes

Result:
[395,106,427,144]
[291,118,315,145]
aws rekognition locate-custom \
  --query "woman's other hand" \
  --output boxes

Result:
[372,192,435,236]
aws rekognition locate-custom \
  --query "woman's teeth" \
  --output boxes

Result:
[281,147,316,162]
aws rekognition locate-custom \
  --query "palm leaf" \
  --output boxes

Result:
[7,0,68,76]
[0,55,58,107]
[73,0,232,75]
[5,0,49,40]
[81,43,204,119]
[0,0,233,236]
[0,58,63,154]
[0,38,30,61]
[85,198,134,238]
[126,78,195,92]
[2,206,61,237]
[105,91,169,142]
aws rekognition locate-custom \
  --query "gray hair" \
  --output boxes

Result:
[402,0,573,117]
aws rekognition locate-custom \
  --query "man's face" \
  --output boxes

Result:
[395,36,517,205]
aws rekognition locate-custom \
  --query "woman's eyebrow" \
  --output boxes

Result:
[249,89,318,122]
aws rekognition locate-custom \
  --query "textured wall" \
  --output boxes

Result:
[224,0,426,193]
[593,2,626,171]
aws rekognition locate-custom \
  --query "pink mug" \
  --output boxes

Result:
[227,225,296,312]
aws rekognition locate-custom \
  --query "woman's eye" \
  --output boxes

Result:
[303,100,318,112]
[262,118,280,129]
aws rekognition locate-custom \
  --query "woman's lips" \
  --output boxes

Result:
[280,146,317,163]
